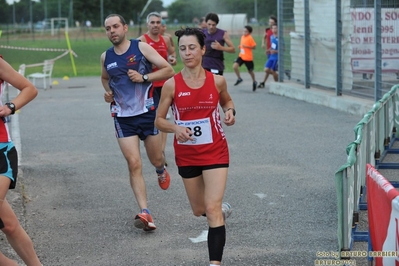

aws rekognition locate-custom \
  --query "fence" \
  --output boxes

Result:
[277,0,399,260]
[278,0,399,101]
[335,83,399,260]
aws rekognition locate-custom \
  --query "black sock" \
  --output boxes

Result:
[207,225,226,262]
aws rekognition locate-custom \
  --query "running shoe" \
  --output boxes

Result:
[234,78,243,86]
[222,202,232,221]
[157,167,170,190]
[257,82,265,88]
[253,81,258,92]
[134,211,156,231]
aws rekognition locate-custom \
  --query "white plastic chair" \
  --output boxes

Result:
[27,60,54,89]
[18,64,26,76]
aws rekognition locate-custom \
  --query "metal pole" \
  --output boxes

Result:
[140,0,153,18]
[277,0,283,82]
[69,0,73,28]
[374,0,382,101]
[101,0,104,25]
[304,0,310,88]
[58,0,61,39]
[254,0,257,22]
[138,0,153,37]
[342,169,349,251]
[58,0,61,18]
[44,0,48,21]
[30,0,34,41]
[13,1,15,25]
[336,0,342,96]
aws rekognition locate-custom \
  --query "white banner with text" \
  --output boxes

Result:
[351,8,399,73]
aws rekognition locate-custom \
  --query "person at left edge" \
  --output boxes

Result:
[0,55,41,266]
[101,14,175,231]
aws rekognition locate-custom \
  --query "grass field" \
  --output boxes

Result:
[0,26,279,78]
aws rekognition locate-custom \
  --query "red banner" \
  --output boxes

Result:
[367,164,399,266]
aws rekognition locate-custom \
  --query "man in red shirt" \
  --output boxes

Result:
[261,15,277,55]
[138,12,176,97]
[138,12,176,163]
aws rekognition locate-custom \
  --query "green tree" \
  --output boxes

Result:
[1,0,397,26]
[102,0,146,26]
[0,0,11,23]
[146,0,165,14]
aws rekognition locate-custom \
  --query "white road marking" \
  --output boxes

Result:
[254,193,267,199]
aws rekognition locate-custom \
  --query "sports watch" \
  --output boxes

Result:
[5,102,16,115]
[142,74,149,82]
[226,108,236,116]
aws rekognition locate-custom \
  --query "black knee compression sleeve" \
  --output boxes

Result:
[207,225,226,262]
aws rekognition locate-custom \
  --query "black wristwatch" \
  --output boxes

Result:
[226,108,236,116]
[5,102,16,115]
[142,74,149,82]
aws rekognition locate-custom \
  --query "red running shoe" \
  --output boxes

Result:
[134,212,156,231]
[157,167,170,190]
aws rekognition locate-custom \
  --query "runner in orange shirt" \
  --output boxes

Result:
[232,25,258,91]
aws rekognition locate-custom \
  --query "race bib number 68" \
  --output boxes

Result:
[176,117,213,145]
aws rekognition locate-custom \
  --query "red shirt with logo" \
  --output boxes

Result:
[143,33,168,88]
[171,70,229,167]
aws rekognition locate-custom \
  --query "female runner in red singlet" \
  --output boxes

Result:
[155,28,236,266]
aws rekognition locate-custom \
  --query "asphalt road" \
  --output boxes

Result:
[1,73,362,266]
